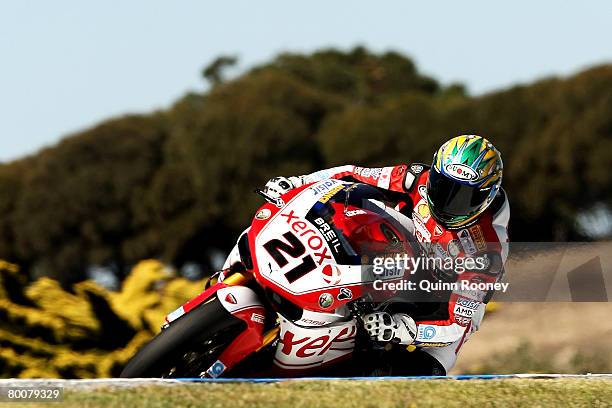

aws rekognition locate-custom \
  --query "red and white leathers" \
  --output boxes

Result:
[288,164,510,373]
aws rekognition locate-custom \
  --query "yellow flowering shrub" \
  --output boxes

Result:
[0,259,206,378]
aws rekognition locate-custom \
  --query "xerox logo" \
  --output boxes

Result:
[279,210,333,265]
[279,325,356,358]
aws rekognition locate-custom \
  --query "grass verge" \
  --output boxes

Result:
[3,378,610,408]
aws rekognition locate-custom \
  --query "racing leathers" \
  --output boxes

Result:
[261,164,510,373]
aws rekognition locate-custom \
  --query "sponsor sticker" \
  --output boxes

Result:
[354,167,383,179]
[432,242,447,259]
[456,297,480,309]
[296,318,328,326]
[447,239,462,257]
[417,325,437,340]
[410,164,424,173]
[310,180,341,196]
[418,185,428,199]
[413,216,431,242]
[434,225,443,237]
[255,208,272,220]
[445,163,478,181]
[345,209,367,217]
[321,264,342,285]
[376,167,393,189]
[318,185,344,203]
[418,342,452,348]
[251,313,265,324]
[318,293,334,308]
[206,360,227,378]
[456,276,487,301]
[454,305,475,317]
[416,202,431,222]
[454,316,471,326]
[278,324,357,360]
[458,229,477,255]
[469,225,486,251]
[337,287,353,301]
[313,217,342,255]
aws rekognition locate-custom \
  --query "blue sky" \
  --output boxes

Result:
[1,1,611,162]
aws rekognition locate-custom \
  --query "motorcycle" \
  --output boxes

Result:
[120,179,419,378]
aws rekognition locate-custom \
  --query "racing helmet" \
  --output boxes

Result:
[427,135,503,229]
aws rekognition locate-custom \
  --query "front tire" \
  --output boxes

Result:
[120,297,245,378]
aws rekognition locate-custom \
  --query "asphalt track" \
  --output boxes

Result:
[1,374,611,389]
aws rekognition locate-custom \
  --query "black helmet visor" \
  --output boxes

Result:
[427,166,489,221]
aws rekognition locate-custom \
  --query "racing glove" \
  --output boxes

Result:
[363,312,417,345]
[263,176,302,198]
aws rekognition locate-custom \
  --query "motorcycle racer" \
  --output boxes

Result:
[260,134,510,375]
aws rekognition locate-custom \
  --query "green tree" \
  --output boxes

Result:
[1,48,611,284]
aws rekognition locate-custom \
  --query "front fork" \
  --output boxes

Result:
[164,271,280,378]
[216,271,281,349]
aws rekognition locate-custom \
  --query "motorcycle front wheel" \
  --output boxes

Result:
[119,296,245,378]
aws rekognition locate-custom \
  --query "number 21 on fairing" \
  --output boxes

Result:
[263,232,317,283]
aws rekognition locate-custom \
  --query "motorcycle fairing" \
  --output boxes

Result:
[273,316,357,373]
[248,180,413,313]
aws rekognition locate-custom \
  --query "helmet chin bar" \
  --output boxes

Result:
[427,196,488,230]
